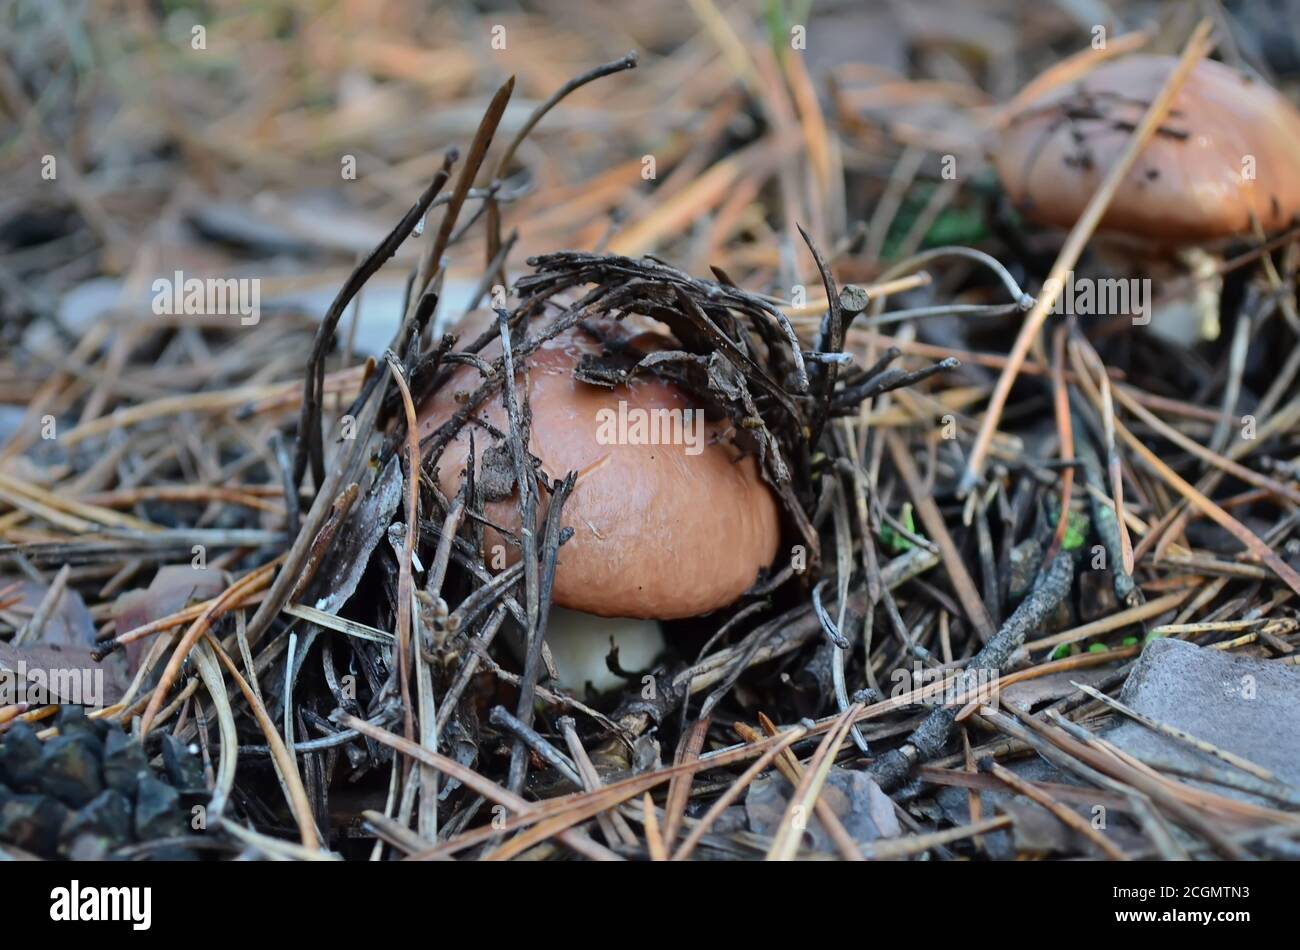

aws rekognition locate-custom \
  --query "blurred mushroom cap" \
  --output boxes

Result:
[995,55,1300,241]
[418,311,781,619]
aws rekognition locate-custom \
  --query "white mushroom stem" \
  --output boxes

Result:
[1180,247,1224,342]
[513,607,665,694]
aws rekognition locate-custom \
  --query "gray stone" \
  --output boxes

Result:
[61,788,132,844]
[39,734,104,807]
[55,704,96,737]
[161,734,206,794]
[1104,638,1300,797]
[933,756,1064,859]
[134,775,186,841]
[746,767,901,853]
[0,794,67,854]
[0,721,42,791]
[102,728,149,795]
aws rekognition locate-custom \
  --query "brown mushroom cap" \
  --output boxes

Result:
[417,311,781,619]
[995,55,1300,241]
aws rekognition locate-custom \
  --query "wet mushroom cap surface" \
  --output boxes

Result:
[418,311,782,619]
[995,55,1300,241]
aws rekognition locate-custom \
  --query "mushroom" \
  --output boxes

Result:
[418,310,782,691]
[997,54,1300,240]
[994,54,1300,339]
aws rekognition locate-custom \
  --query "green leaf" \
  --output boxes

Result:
[1087,643,1108,654]
[880,503,921,554]
[923,205,988,247]
[1062,510,1089,551]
